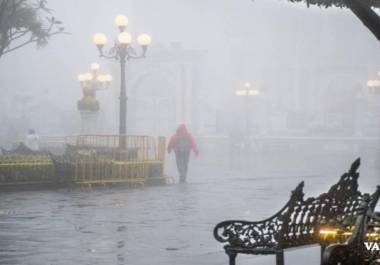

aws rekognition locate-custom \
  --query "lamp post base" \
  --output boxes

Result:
[80,111,99,134]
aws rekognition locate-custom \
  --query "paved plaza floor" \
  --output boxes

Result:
[0,167,374,265]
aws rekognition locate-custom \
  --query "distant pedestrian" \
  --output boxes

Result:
[168,124,199,183]
[25,129,40,151]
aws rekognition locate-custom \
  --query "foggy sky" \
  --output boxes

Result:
[0,0,380,138]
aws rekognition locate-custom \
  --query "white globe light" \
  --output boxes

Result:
[84,72,93,81]
[93,33,107,46]
[235,90,243,96]
[91,62,100,71]
[77,74,85,82]
[244,82,251,88]
[115,15,128,29]
[367,80,380,88]
[118,32,132,45]
[137,33,152,46]
[105,74,113,82]
[97,75,105,82]
[248,89,260,96]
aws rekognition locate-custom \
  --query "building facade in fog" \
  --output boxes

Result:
[100,43,206,137]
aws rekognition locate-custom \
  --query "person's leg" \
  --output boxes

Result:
[175,153,182,180]
[182,151,190,182]
[176,152,186,183]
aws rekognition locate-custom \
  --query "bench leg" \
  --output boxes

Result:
[276,251,284,265]
[227,252,237,265]
[320,245,326,262]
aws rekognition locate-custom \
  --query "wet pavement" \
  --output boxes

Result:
[0,170,374,265]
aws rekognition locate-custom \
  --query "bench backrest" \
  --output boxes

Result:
[278,158,366,247]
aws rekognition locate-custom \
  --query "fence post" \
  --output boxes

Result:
[158,137,166,162]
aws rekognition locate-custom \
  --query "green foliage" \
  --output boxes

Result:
[0,0,65,57]
[286,0,380,8]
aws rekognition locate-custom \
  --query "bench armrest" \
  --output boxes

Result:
[213,218,282,248]
[214,181,305,248]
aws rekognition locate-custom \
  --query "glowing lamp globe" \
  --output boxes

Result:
[367,80,380,88]
[91,63,100,71]
[235,90,243,96]
[77,74,86,82]
[84,72,93,81]
[104,74,113,82]
[115,15,128,30]
[137,34,152,46]
[248,89,260,96]
[93,33,107,47]
[97,75,105,82]
[118,32,132,45]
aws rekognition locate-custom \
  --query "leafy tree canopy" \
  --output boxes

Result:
[287,0,380,8]
[0,0,65,58]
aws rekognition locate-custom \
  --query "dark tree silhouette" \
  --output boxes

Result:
[0,0,65,58]
[287,0,380,41]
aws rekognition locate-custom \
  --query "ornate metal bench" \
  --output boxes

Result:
[213,158,378,265]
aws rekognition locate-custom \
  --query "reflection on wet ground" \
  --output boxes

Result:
[0,172,374,265]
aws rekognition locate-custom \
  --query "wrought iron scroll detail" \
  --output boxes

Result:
[214,158,364,250]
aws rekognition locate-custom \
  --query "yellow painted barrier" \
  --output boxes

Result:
[0,155,54,184]
[65,135,166,187]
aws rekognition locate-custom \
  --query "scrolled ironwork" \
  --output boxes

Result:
[213,158,380,265]
[214,159,363,249]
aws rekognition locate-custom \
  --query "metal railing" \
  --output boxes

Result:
[0,154,53,184]
[65,134,165,161]
[63,135,166,186]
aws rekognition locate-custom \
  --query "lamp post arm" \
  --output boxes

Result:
[127,53,146,60]
[99,53,118,60]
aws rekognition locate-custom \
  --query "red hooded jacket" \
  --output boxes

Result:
[168,124,199,155]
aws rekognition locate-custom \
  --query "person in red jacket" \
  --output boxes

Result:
[168,124,199,183]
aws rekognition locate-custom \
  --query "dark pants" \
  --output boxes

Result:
[175,151,190,182]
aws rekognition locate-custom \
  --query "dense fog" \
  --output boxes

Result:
[0,0,379,186]
[1,1,380,265]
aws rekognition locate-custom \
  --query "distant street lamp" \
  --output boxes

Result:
[235,82,260,171]
[93,14,151,148]
[235,82,260,97]
[77,63,112,134]
[77,63,112,112]
[366,72,380,139]
[367,79,380,94]
[235,82,260,138]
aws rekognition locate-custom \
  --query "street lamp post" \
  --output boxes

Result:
[367,77,380,139]
[77,63,113,92]
[235,82,260,140]
[93,14,151,148]
[235,82,260,172]
[367,79,380,94]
